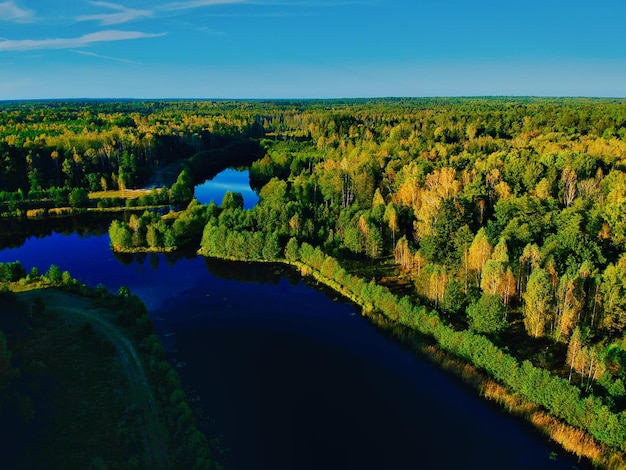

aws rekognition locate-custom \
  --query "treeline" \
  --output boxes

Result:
[5,97,625,197]
[144,178,626,462]
[0,100,266,195]
[291,242,626,456]
[226,101,626,406]
[112,286,218,469]
[0,159,193,218]
[201,226,626,465]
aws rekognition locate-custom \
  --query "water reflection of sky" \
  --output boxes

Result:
[194,169,259,209]
[0,231,205,310]
[0,232,587,469]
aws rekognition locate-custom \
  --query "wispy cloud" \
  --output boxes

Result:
[0,0,34,22]
[201,11,312,18]
[77,1,153,25]
[72,49,140,64]
[246,0,375,5]
[0,30,166,52]
[159,0,244,12]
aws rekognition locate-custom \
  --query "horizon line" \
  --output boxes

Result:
[2,95,626,103]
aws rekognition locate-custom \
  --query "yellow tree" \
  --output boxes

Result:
[395,162,423,210]
[427,266,448,308]
[413,188,440,240]
[394,236,413,271]
[501,268,517,307]
[467,228,493,285]
[554,275,584,342]
[288,213,300,236]
[492,238,509,263]
[425,167,461,200]
[413,251,426,277]
[384,203,399,247]
[566,326,583,382]
[372,188,385,208]
[561,165,577,207]
[519,243,541,292]
[523,268,553,338]
[480,260,505,296]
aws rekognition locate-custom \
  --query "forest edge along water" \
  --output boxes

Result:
[4,98,626,469]
[1,168,587,469]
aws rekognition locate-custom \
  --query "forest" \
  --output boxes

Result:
[2,97,626,467]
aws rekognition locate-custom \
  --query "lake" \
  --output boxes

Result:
[194,169,259,209]
[0,174,587,469]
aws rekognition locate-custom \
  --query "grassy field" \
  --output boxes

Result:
[0,287,165,468]
[88,188,154,200]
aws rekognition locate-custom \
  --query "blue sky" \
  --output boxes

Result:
[1,0,625,99]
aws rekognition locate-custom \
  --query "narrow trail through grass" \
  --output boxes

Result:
[19,289,167,469]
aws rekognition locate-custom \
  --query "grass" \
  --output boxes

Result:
[418,343,615,467]
[88,188,154,200]
[0,287,163,468]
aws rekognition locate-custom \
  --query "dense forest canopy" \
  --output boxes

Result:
[3,97,626,465]
[1,97,625,191]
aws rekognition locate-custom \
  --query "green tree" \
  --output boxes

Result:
[259,177,288,209]
[284,237,300,262]
[69,187,89,208]
[170,168,193,202]
[600,258,626,334]
[146,224,161,248]
[466,293,507,335]
[441,278,467,316]
[384,202,399,247]
[523,268,553,338]
[45,264,63,286]
[365,225,383,259]
[221,191,244,210]
[109,220,133,250]
[61,271,73,286]
[420,198,467,266]
[343,226,364,255]
[118,286,131,299]
[0,261,26,283]
[262,233,282,261]
[27,266,40,283]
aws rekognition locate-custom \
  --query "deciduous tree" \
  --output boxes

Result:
[523,268,553,338]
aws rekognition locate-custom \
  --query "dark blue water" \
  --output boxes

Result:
[0,229,586,469]
[194,169,259,209]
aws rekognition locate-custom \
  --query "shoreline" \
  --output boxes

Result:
[196,250,623,469]
[0,204,172,220]
[1,279,215,468]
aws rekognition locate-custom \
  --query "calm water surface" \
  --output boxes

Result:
[0,230,588,469]
[194,169,259,209]
[0,170,588,469]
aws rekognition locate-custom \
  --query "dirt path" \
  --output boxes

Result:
[20,290,167,468]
